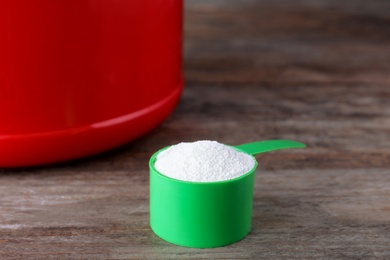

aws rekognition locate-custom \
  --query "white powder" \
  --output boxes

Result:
[154,140,256,182]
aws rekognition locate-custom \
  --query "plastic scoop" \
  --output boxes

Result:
[235,139,306,156]
[149,139,305,248]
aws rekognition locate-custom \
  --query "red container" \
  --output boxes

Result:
[0,0,183,167]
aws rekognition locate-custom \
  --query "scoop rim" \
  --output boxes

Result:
[149,145,258,185]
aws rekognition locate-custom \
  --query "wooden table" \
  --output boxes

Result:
[1,0,389,258]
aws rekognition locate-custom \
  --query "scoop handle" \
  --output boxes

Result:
[235,140,306,156]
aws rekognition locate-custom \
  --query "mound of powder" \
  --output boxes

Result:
[154,140,256,182]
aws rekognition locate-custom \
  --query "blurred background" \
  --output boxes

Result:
[185,0,389,86]
[171,0,390,168]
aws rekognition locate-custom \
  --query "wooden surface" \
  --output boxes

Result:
[1,0,390,259]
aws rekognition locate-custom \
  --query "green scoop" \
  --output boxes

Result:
[149,139,305,248]
[235,139,306,155]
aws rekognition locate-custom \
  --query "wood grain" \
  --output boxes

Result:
[1,0,390,259]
